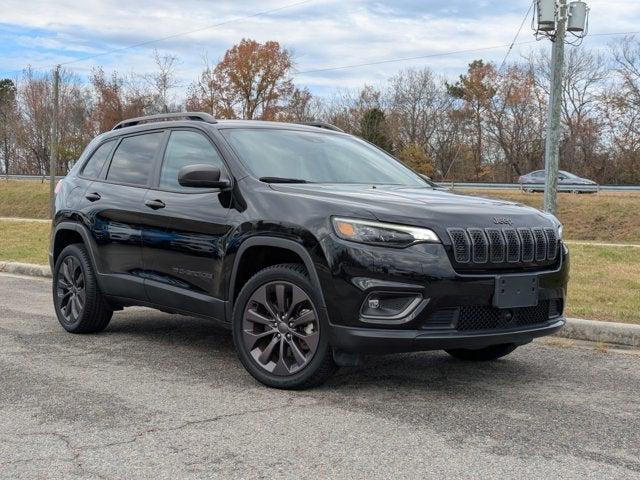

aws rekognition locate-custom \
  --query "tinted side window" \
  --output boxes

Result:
[82,140,115,179]
[106,132,163,186]
[160,130,225,191]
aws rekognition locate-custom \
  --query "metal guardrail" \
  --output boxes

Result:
[2,175,65,181]
[2,175,640,192]
[435,182,640,192]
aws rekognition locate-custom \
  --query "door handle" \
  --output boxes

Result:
[144,199,166,210]
[85,192,101,202]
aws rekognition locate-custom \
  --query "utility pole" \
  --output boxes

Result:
[49,65,60,219]
[535,0,589,214]
[542,0,567,214]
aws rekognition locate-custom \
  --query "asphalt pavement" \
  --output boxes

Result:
[1,273,639,479]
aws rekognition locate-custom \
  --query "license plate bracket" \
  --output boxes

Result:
[493,274,539,309]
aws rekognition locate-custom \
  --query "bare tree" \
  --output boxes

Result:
[144,50,181,113]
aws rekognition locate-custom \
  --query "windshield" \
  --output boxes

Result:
[221,128,427,186]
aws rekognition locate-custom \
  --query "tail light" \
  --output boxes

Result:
[54,180,63,195]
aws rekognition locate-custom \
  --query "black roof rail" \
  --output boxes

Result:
[298,121,345,133]
[112,112,217,131]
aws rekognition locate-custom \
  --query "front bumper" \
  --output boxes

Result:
[319,236,569,354]
[330,318,565,354]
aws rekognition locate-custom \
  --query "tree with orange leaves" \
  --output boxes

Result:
[189,39,294,120]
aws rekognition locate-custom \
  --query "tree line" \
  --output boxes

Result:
[1,37,640,184]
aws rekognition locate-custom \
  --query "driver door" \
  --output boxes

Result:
[139,128,232,320]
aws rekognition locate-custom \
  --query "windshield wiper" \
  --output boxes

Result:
[259,176,310,183]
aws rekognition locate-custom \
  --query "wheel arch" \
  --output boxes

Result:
[226,237,327,321]
[51,222,100,274]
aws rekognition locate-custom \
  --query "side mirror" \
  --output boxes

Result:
[178,164,229,188]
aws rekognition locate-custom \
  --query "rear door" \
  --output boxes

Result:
[139,128,233,319]
[82,130,165,300]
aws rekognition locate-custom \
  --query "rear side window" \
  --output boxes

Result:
[106,132,164,186]
[82,140,115,179]
[160,130,225,191]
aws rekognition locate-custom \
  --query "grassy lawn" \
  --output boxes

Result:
[566,244,640,324]
[1,219,638,324]
[0,180,52,219]
[0,219,50,264]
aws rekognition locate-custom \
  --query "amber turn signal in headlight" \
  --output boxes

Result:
[332,217,439,248]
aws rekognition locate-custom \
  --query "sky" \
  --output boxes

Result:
[1,0,639,96]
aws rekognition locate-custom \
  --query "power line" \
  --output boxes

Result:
[498,0,535,71]
[294,42,538,75]
[3,0,313,73]
[294,30,640,76]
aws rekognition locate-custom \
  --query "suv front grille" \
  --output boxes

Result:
[420,299,563,331]
[456,301,550,331]
[447,227,560,270]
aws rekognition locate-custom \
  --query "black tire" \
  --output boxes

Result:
[52,243,113,333]
[445,343,518,361]
[232,263,337,390]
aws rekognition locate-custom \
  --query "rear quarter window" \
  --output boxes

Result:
[106,132,164,186]
[81,140,116,179]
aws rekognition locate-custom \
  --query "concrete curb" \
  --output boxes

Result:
[0,261,51,278]
[1,261,639,348]
[557,318,640,348]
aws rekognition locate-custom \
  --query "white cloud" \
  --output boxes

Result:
[1,0,638,93]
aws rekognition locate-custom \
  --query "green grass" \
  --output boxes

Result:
[0,219,50,264]
[566,244,640,324]
[0,180,51,219]
[1,219,638,324]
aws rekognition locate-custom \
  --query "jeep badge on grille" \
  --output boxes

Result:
[492,217,513,225]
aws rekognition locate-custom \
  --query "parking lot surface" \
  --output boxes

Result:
[1,273,639,479]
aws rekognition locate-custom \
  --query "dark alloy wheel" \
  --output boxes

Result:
[56,255,86,325]
[232,264,337,389]
[53,244,113,333]
[242,280,319,375]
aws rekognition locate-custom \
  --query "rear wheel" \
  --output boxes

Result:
[232,263,337,389]
[445,343,518,361]
[53,244,113,333]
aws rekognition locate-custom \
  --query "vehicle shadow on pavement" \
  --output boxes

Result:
[102,309,540,394]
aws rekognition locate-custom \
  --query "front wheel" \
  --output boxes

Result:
[445,343,518,361]
[232,263,337,389]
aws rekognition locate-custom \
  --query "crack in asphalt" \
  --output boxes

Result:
[0,400,318,475]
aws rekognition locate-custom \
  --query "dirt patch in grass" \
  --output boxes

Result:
[0,180,51,219]
[463,189,640,243]
[0,219,50,264]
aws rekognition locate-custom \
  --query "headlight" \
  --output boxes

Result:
[332,217,439,248]
[541,212,563,239]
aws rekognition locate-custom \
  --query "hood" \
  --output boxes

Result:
[269,183,556,232]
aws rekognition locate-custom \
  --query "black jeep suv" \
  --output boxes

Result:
[51,112,569,389]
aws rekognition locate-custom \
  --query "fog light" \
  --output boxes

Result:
[360,291,424,323]
[368,298,380,309]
